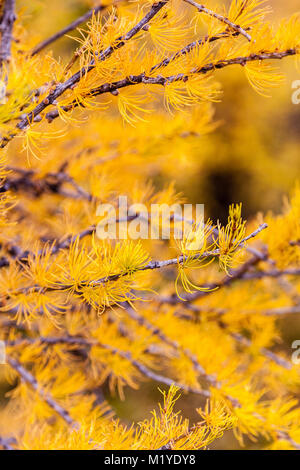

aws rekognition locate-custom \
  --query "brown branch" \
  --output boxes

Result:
[163,300,300,319]
[157,250,268,305]
[6,332,299,447]
[2,42,297,143]
[7,335,212,399]
[240,267,300,280]
[2,166,93,201]
[260,305,300,316]
[44,49,297,124]
[277,432,300,450]
[88,224,267,288]
[151,293,293,370]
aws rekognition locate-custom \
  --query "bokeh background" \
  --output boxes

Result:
[1,0,299,449]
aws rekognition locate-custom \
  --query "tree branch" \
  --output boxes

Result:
[183,0,252,42]
[31,4,110,56]
[2,165,93,201]
[43,49,297,124]
[6,355,79,428]
[0,0,170,147]
[98,342,212,399]
[0,0,16,69]
[2,223,267,300]
[121,301,240,407]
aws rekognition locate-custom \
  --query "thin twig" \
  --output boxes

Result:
[98,342,211,399]
[31,4,109,56]
[183,0,252,41]
[150,29,243,72]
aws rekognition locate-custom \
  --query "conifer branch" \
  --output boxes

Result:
[183,0,252,42]
[1,0,300,451]
[240,267,300,280]
[98,343,212,399]
[0,0,170,147]
[1,13,297,146]
[162,300,300,319]
[43,49,297,124]
[6,336,212,399]
[122,302,241,407]
[6,355,79,428]
[88,224,267,287]
[217,321,292,370]
[149,296,293,370]
[155,249,268,305]
[4,223,266,297]
[260,305,300,316]
[277,432,300,451]
[150,29,243,72]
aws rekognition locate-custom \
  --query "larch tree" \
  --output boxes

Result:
[0,0,300,450]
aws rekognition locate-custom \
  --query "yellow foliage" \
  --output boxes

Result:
[0,0,300,452]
